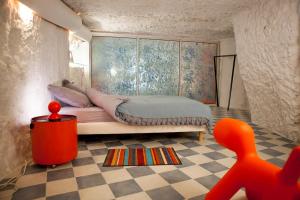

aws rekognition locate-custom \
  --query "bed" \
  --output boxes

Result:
[60,107,208,143]
[49,82,211,143]
[60,106,208,143]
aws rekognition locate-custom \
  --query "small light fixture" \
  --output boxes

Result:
[18,2,33,25]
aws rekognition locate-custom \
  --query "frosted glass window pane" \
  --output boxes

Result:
[91,37,137,95]
[180,42,216,103]
[138,39,179,95]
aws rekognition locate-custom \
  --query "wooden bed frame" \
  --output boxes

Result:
[77,121,207,144]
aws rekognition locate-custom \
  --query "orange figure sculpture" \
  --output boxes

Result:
[205,118,300,200]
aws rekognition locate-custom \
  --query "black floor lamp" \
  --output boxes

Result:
[214,54,237,110]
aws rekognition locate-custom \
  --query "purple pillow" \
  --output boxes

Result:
[48,85,92,108]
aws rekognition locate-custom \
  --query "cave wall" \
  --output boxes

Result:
[0,0,69,179]
[233,0,300,142]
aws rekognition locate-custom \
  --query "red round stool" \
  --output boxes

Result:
[30,101,78,165]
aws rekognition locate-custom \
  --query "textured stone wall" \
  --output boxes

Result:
[233,0,300,142]
[62,0,253,41]
[0,0,69,179]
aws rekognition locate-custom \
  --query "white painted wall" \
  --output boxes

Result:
[233,0,300,142]
[0,0,69,179]
[69,34,90,90]
[218,38,249,110]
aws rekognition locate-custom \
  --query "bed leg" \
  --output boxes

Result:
[198,132,205,144]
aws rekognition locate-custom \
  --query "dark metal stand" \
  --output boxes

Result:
[213,54,237,110]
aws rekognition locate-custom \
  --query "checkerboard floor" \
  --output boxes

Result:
[0,107,297,200]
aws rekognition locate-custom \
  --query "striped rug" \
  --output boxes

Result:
[103,147,182,166]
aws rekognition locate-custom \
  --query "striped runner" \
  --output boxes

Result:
[103,147,182,166]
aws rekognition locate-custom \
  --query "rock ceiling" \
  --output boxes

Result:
[62,0,252,41]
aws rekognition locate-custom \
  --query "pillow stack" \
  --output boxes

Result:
[48,80,92,108]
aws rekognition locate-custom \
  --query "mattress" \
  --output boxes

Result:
[116,96,211,127]
[60,107,115,123]
[86,88,211,128]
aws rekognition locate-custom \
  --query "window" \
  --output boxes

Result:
[69,33,90,89]
[92,36,217,102]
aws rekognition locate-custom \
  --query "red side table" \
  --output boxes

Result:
[30,101,78,166]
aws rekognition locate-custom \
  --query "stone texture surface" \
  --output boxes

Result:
[62,0,252,41]
[0,0,69,179]
[233,0,300,142]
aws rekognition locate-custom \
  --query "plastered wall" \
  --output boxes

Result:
[69,67,87,90]
[0,0,69,179]
[218,38,249,110]
[69,34,90,90]
[62,0,253,41]
[233,0,300,142]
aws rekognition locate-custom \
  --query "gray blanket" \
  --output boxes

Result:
[87,88,211,128]
[116,96,211,127]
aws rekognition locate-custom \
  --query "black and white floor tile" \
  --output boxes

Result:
[0,106,297,200]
